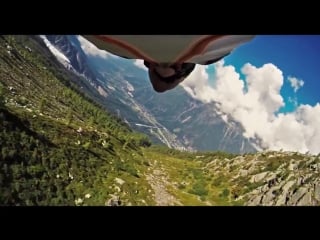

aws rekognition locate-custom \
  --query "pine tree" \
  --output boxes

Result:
[0,84,5,108]
[88,116,95,127]
[39,98,46,113]
[66,109,73,126]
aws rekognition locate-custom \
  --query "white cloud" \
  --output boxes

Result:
[181,60,320,154]
[77,36,117,59]
[134,59,147,71]
[288,96,298,108]
[288,76,304,92]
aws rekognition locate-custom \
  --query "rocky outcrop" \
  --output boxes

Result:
[234,152,320,205]
[202,150,320,206]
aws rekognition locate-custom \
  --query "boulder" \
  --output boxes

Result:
[314,183,320,201]
[107,195,121,206]
[115,178,125,185]
[250,171,269,183]
[297,191,312,206]
[247,195,262,206]
[282,180,295,192]
[288,187,308,205]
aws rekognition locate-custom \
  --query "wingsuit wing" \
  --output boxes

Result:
[82,35,255,65]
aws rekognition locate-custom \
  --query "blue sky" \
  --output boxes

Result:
[223,35,320,112]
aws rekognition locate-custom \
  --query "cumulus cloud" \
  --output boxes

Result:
[181,60,320,154]
[77,36,117,59]
[182,64,214,103]
[288,76,304,92]
[134,59,148,71]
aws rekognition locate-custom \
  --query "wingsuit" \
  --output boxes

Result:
[83,35,255,92]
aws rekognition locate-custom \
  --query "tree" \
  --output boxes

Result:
[0,84,5,108]
[39,98,46,113]
[88,116,95,127]
[66,109,73,126]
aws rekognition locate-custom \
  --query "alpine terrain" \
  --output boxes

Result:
[1,35,320,206]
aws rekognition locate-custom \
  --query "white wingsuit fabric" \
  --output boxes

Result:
[83,35,255,65]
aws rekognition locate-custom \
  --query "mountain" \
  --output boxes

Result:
[43,35,257,154]
[42,35,100,87]
[1,35,320,206]
[42,35,185,150]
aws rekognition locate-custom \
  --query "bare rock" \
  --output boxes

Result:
[288,187,308,205]
[297,191,312,206]
[115,178,125,185]
[250,171,269,183]
[314,183,320,201]
[247,195,263,206]
[107,195,121,206]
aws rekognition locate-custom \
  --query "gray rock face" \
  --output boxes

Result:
[250,172,269,183]
[275,191,288,206]
[239,151,320,206]
[314,183,320,201]
[297,192,312,206]
[261,190,276,205]
[287,187,308,205]
[247,195,263,206]
[282,180,295,192]
[289,162,298,171]
[239,169,249,177]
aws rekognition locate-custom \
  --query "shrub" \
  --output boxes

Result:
[220,188,230,198]
[189,180,208,196]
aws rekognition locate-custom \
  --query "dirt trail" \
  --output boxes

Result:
[146,168,182,206]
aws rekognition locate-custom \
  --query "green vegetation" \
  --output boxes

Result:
[0,84,4,107]
[0,35,153,206]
